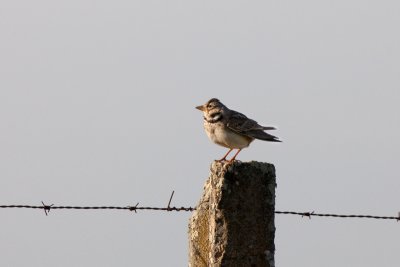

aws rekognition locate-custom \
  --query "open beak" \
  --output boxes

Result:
[195,105,204,111]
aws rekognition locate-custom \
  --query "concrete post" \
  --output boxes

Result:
[189,161,276,267]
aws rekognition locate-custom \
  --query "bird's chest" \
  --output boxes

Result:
[203,121,250,149]
[204,121,224,143]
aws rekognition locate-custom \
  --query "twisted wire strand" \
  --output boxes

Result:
[0,204,398,220]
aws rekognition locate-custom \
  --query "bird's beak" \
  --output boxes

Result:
[196,105,204,111]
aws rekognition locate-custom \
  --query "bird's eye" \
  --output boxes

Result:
[207,104,212,108]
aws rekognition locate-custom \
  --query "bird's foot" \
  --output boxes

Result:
[226,158,237,164]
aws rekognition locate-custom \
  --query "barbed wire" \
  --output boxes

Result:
[0,191,194,216]
[0,191,399,221]
[274,211,400,221]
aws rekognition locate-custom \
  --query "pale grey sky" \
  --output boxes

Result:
[1,1,399,266]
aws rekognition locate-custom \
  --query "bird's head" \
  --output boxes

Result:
[196,98,225,112]
[196,98,226,122]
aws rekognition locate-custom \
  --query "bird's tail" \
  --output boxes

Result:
[247,130,282,142]
[262,126,277,130]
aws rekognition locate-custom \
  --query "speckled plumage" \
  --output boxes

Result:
[196,98,281,162]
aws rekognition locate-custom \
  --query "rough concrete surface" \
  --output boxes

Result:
[189,161,276,267]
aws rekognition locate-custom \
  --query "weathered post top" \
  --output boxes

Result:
[189,161,276,267]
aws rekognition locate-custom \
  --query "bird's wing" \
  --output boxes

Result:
[227,110,281,142]
[226,110,265,134]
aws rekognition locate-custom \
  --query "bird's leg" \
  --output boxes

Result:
[217,148,233,162]
[228,149,242,163]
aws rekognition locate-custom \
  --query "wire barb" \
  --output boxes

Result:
[301,211,314,219]
[41,201,54,216]
[128,203,140,213]
[167,191,175,211]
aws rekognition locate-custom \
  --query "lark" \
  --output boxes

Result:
[196,98,281,162]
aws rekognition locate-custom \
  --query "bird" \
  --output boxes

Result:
[196,98,281,163]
